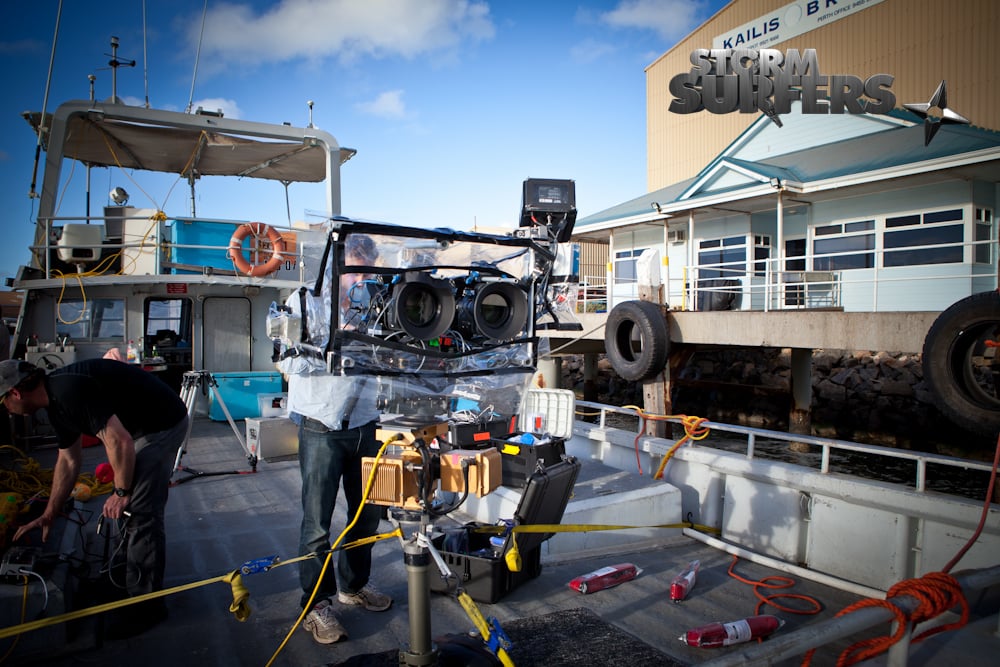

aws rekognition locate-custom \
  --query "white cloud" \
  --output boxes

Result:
[570,38,617,65]
[188,0,495,69]
[356,90,407,120]
[600,0,709,43]
[191,97,243,119]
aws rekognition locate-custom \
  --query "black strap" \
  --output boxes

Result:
[297,286,310,345]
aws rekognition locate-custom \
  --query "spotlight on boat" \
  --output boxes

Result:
[109,187,129,205]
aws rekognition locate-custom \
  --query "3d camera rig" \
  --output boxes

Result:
[268,180,581,665]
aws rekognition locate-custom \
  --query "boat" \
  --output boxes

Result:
[3,36,999,667]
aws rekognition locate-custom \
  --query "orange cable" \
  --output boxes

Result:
[727,555,823,617]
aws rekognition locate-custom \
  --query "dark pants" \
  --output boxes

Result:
[122,416,188,597]
[298,419,382,608]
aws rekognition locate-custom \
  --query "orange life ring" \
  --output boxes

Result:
[228,222,286,276]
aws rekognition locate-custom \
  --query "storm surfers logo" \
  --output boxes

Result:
[668,48,895,119]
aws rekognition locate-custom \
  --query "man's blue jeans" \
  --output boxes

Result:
[298,419,383,608]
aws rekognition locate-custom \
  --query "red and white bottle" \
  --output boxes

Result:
[669,559,700,602]
[679,614,784,648]
[568,563,639,594]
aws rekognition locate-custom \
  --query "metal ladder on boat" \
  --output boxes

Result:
[171,370,256,485]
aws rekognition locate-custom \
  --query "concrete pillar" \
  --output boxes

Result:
[789,347,813,452]
[583,353,599,402]
[538,356,561,390]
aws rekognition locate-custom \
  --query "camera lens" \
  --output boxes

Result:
[390,274,455,340]
[456,282,528,341]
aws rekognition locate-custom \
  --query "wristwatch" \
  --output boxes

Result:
[113,486,132,498]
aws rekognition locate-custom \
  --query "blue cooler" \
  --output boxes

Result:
[208,372,283,421]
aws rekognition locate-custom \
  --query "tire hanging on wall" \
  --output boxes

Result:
[604,300,669,382]
[922,290,1000,438]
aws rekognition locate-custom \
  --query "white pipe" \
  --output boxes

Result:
[682,527,886,599]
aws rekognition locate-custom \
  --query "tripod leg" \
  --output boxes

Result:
[204,373,254,467]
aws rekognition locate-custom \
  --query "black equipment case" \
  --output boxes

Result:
[430,456,581,603]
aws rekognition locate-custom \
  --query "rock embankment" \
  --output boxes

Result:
[559,349,994,455]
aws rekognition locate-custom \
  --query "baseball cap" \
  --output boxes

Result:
[0,360,41,402]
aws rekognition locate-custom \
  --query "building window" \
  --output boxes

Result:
[698,235,748,279]
[975,207,993,265]
[613,248,641,285]
[55,298,126,341]
[883,208,964,267]
[812,220,875,270]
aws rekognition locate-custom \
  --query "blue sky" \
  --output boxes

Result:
[0,0,727,282]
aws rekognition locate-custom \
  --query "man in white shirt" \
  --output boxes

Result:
[288,233,392,644]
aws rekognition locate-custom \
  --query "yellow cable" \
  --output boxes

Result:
[224,571,251,622]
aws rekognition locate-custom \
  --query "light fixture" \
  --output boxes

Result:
[109,187,129,205]
[651,202,662,213]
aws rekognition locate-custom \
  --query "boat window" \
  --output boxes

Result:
[144,298,193,353]
[55,298,125,340]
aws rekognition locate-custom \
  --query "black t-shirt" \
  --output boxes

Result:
[45,359,188,449]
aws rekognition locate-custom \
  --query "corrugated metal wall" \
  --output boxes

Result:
[576,240,607,282]
[647,0,1000,190]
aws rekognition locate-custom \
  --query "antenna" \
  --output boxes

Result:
[88,74,96,101]
[106,35,136,103]
[308,100,315,128]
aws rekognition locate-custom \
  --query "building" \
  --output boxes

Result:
[572,0,999,315]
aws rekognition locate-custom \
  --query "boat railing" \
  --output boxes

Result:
[575,400,998,495]
[696,562,1000,667]
[28,213,321,282]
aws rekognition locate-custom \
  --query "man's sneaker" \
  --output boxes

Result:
[337,585,392,612]
[302,599,348,644]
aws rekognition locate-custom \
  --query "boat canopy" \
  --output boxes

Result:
[23,106,355,183]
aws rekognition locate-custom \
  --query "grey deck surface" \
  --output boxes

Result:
[8,417,989,666]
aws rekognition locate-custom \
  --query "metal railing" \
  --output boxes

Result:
[598,238,996,313]
[575,400,999,495]
[29,214,307,281]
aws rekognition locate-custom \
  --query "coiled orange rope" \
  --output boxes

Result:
[800,432,998,666]
[800,571,968,667]
[620,406,710,477]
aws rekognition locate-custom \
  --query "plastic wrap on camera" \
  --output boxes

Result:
[375,371,531,429]
[271,289,328,375]
[327,221,545,380]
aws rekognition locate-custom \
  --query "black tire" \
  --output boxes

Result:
[604,300,669,382]
[922,290,1000,438]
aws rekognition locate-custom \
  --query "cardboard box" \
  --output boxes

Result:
[245,417,299,462]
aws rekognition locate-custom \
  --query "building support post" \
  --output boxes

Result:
[789,347,813,452]
[638,248,670,439]
[582,352,599,402]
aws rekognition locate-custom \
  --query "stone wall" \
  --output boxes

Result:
[559,349,995,456]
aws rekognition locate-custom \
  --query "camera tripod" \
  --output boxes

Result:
[372,428,511,667]
[171,370,257,485]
